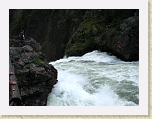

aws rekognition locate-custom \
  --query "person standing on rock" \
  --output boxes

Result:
[19,30,25,47]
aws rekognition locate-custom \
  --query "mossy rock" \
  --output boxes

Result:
[25,64,31,69]
[65,18,103,56]
[66,36,96,56]
[33,59,44,65]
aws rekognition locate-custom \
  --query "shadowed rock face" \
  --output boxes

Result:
[66,15,139,61]
[9,9,138,62]
[9,9,86,62]
[9,38,58,106]
[98,15,139,61]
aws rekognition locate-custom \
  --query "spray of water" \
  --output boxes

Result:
[47,50,138,106]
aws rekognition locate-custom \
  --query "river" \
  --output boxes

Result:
[47,50,139,106]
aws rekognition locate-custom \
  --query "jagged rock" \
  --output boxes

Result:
[9,10,138,61]
[9,47,23,60]
[66,14,139,61]
[26,38,41,52]
[22,45,33,52]
[9,38,58,106]
[106,16,139,61]
[21,52,39,64]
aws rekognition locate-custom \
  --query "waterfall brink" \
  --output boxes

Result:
[47,50,139,106]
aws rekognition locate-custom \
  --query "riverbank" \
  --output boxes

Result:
[9,37,58,106]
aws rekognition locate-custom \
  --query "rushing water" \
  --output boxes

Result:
[47,50,139,106]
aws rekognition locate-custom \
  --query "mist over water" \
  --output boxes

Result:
[47,50,139,106]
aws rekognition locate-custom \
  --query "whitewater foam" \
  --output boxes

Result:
[47,50,139,106]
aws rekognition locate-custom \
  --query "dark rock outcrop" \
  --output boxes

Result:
[9,10,86,62]
[9,38,58,106]
[65,12,139,61]
[94,15,139,61]
[9,9,138,62]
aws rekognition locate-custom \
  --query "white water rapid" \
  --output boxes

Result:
[47,50,139,106]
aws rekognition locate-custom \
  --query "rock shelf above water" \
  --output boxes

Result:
[9,38,58,106]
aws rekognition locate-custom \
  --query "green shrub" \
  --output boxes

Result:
[25,64,31,69]
[33,59,43,65]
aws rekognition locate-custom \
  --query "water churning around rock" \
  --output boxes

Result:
[47,50,138,106]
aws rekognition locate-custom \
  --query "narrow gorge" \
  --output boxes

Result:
[9,9,139,62]
[9,9,139,106]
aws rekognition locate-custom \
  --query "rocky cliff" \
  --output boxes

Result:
[9,9,139,62]
[66,12,139,61]
[9,9,86,61]
[9,37,58,106]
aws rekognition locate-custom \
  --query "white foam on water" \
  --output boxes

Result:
[47,71,136,106]
[47,50,139,106]
[51,50,122,64]
[81,50,121,63]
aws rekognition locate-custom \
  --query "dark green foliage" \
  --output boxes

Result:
[25,64,31,69]
[9,9,139,61]
[9,9,16,22]
[65,18,101,56]
[9,9,138,35]
[101,9,137,26]
[83,12,91,20]
[33,59,44,65]
[65,9,139,59]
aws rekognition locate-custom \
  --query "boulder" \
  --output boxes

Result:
[104,16,139,61]
[9,38,58,106]
[65,14,139,61]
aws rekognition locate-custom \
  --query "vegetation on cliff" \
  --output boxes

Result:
[65,10,139,61]
[9,9,139,61]
[9,38,58,106]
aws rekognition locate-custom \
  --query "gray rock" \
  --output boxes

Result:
[21,53,38,64]
[9,38,58,106]
[22,45,33,52]
[120,16,138,30]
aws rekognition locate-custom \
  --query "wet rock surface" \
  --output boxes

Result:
[9,38,58,106]
[66,14,139,61]
[9,10,139,62]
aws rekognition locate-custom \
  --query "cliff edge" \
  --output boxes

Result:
[9,37,58,106]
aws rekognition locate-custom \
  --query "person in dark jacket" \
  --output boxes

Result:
[19,30,25,47]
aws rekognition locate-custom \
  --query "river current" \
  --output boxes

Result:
[47,50,139,106]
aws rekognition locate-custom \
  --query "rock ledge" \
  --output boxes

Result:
[9,37,58,106]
